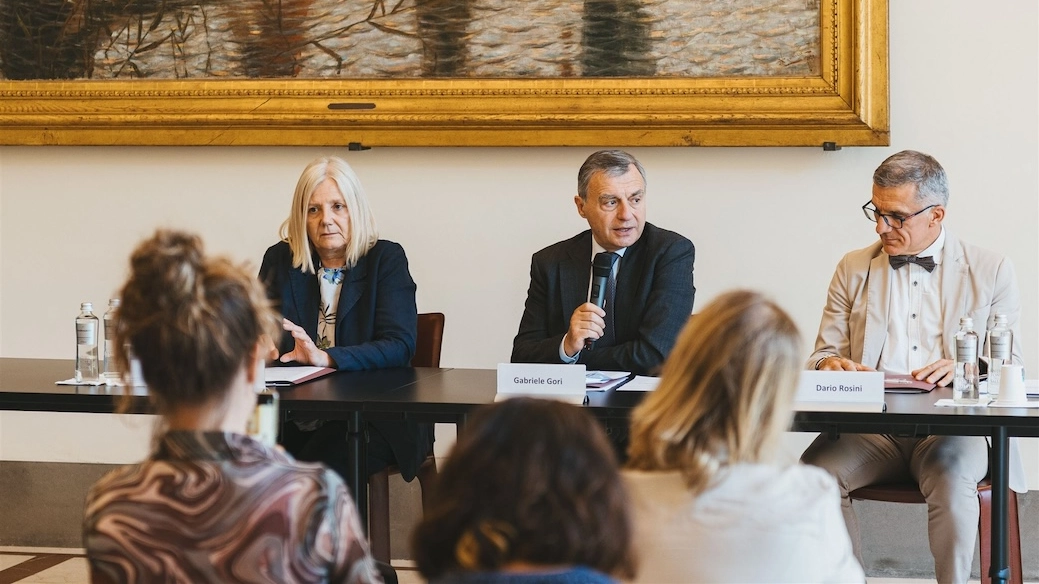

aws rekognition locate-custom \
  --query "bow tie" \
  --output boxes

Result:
[889,254,936,272]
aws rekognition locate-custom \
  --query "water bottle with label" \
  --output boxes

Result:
[984,314,1012,397]
[953,316,979,404]
[103,298,121,382]
[75,302,100,382]
[248,389,280,448]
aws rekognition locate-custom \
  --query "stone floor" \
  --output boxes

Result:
[0,549,427,583]
[0,549,1035,584]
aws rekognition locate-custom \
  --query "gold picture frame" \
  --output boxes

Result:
[0,0,887,147]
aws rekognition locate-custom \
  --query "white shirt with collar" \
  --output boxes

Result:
[559,241,627,363]
[878,226,946,374]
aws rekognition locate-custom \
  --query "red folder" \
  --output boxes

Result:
[884,373,937,393]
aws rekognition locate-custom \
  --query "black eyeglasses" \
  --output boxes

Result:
[862,201,937,229]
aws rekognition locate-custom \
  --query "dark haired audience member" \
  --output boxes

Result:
[412,397,637,584]
[624,290,864,583]
[83,229,381,584]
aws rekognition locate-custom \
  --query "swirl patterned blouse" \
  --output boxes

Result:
[84,431,381,584]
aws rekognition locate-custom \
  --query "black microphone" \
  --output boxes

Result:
[585,252,616,350]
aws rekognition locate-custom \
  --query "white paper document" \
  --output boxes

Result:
[616,375,660,392]
[934,396,993,407]
[935,395,1039,409]
[55,378,107,386]
[264,366,335,386]
[987,401,1039,409]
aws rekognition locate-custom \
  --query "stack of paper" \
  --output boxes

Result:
[264,366,335,386]
[585,371,631,391]
[617,376,661,392]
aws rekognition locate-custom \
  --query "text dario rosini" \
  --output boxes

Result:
[816,384,864,392]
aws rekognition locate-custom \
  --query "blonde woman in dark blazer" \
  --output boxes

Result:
[260,156,430,482]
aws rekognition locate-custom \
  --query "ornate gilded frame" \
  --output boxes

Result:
[0,0,887,147]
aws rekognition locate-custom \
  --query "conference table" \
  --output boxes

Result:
[2,358,1037,584]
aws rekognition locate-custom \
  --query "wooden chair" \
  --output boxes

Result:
[368,312,444,563]
[849,478,1022,584]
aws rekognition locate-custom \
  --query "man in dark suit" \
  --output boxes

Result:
[511,150,695,376]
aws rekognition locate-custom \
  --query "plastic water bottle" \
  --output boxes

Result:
[75,302,100,382]
[248,388,281,448]
[985,314,1012,397]
[103,298,121,382]
[953,316,979,404]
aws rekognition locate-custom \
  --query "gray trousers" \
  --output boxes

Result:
[801,433,989,584]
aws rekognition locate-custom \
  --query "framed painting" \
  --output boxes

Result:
[0,0,887,146]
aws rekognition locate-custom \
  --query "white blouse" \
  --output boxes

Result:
[623,463,864,583]
[316,267,345,350]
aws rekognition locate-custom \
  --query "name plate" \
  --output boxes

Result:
[496,363,587,404]
[795,370,885,412]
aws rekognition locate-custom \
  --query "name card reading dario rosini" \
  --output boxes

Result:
[795,370,885,413]
[496,363,587,404]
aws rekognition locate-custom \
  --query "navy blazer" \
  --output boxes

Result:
[511,223,695,375]
[260,239,429,480]
[259,240,417,370]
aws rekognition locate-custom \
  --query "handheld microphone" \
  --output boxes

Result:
[585,252,616,350]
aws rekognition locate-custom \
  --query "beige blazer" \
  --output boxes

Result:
[807,228,1026,492]
[808,229,1023,368]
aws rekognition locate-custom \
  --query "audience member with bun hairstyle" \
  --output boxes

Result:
[623,290,864,583]
[83,229,381,584]
[411,397,637,584]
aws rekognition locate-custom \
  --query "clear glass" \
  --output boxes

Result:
[953,319,979,404]
[981,354,998,396]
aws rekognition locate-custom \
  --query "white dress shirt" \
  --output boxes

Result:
[878,227,946,374]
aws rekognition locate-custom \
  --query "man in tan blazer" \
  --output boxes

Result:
[801,150,1023,584]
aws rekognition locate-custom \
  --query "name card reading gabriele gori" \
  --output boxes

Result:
[512,376,566,386]
[496,363,587,405]
[795,370,885,413]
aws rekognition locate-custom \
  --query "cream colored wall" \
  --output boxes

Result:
[0,1,1037,484]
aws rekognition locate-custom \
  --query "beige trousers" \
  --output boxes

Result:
[802,434,989,584]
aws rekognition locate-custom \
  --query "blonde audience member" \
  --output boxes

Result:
[83,229,380,584]
[412,398,637,584]
[624,290,864,583]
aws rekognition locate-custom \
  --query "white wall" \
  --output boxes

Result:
[1,0,1037,485]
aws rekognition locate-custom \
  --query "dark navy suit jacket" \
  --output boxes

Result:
[511,223,695,375]
[260,239,430,479]
[259,240,417,370]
